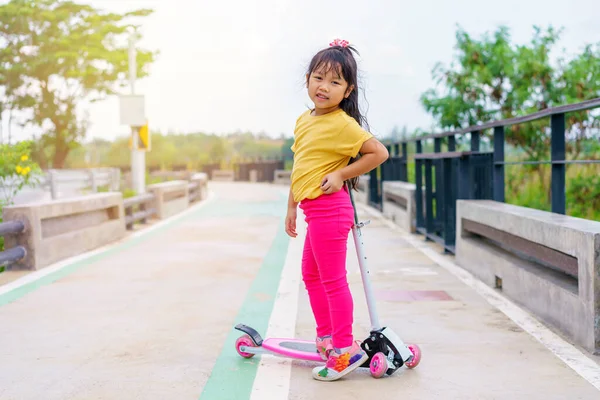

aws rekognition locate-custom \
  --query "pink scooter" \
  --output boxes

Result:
[233,183,422,378]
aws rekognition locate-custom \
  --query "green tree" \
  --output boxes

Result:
[420,25,600,167]
[0,0,157,168]
[63,131,293,171]
[420,25,600,218]
[208,137,228,162]
[145,134,178,169]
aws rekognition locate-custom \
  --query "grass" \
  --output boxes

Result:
[391,152,600,222]
[506,162,600,221]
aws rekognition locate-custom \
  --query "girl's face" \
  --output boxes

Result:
[306,64,354,115]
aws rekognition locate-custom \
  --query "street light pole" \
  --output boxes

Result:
[129,32,145,194]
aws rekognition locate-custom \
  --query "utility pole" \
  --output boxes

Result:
[129,32,146,194]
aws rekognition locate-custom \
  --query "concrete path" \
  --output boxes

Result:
[0,182,598,399]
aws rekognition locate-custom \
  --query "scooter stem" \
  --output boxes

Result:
[346,182,381,331]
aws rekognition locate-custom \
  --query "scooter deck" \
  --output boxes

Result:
[235,323,323,362]
[262,338,323,362]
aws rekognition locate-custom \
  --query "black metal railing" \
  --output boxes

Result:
[367,143,409,210]
[0,220,26,267]
[413,151,494,252]
[366,97,600,253]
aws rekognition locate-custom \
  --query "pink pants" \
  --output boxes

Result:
[299,187,355,349]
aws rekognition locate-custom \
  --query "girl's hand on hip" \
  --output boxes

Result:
[320,171,344,194]
[285,208,298,238]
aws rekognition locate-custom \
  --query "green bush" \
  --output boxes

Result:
[0,142,42,272]
[566,169,600,221]
[505,162,600,222]
[122,188,137,199]
[0,141,42,205]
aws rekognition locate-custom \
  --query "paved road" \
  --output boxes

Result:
[0,182,598,399]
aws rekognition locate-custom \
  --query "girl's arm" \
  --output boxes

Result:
[339,138,388,181]
[287,187,298,210]
[285,187,299,238]
[320,138,388,194]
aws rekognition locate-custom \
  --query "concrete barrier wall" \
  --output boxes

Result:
[249,170,258,183]
[211,170,235,182]
[150,170,195,181]
[456,200,600,353]
[382,181,417,233]
[274,170,291,185]
[147,180,189,219]
[190,172,209,202]
[2,193,126,270]
[2,172,214,271]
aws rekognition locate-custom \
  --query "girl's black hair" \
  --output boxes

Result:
[306,44,368,190]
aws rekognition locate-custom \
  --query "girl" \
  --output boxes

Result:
[285,39,389,382]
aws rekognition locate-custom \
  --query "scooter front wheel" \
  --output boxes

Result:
[369,352,388,378]
[235,334,256,358]
[405,344,421,369]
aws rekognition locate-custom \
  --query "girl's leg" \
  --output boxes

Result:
[301,231,332,338]
[302,190,368,381]
[307,200,355,349]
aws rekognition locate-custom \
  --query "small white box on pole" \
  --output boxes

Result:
[119,95,145,127]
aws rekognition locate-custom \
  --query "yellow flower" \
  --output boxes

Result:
[15,165,22,173]
[22,167,31,175]
[21,155,28,162]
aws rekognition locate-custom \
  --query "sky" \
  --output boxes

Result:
[2,0,599,143]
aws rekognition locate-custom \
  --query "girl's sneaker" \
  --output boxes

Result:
[315,336,333,361]
[312,341,368,381]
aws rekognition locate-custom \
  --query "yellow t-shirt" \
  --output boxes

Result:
[290,108,373,202]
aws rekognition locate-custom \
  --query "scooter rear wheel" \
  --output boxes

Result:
[235,334,256,358]
[405,344,421,369]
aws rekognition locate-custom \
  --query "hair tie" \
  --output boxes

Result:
[329,38,349,48]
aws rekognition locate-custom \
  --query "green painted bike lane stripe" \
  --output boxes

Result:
[0,188,291,399]
[199,217,290,400]
[0,193,290,308]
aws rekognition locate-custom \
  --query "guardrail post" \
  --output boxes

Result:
[442,154,455,251]
[415,140,423,230]
[493,126,505,202]
[471,131,480,152]
[425,158,434,237]
[448,135,456,151]
[434,138,442,235]
[551,113,566,214]
[401,142,408,182]
[383,144,392,183]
